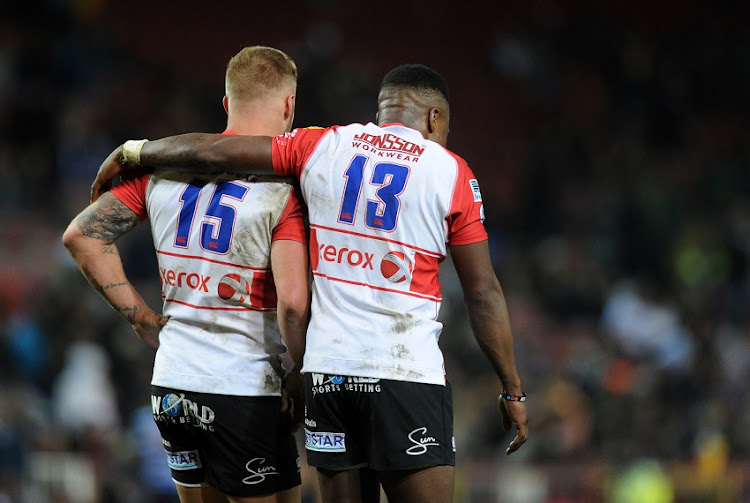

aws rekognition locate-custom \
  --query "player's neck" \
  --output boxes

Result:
[226,102,287,136]
[227,119,276,136]
[378,116,427,139]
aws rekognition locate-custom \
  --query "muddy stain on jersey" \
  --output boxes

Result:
[391,312,418,334]
[264,370,281,392]
[230,182,290,266]
[391,344,410,359]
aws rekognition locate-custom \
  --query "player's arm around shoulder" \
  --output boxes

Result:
[62,192,167,348]
[91,134,276,202]
[449,240,528,455]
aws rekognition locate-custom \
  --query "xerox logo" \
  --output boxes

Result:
[160,267,210,292]
[317,243,374,270]
[380,251,413,283]
[217,273,251,304]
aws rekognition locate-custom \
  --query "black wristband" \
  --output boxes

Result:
[501,390,526,402]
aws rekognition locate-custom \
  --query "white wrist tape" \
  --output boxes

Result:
[121,139,149,165]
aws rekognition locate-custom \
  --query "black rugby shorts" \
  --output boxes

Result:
[303,374,455,470]
[151,386,300,497]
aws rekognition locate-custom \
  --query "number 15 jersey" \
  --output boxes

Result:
[112,167,306,397]
[272,123,487,386]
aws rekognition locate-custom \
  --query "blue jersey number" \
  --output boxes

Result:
[174,179,249,254]
[337,155,410,232]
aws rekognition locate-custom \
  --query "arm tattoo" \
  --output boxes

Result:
[102,244,119,255]
[76,193,140,242]
[102,281,129,291]
[117,304,141,324]
[89,277,130,295]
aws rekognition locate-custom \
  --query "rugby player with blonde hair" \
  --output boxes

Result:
[64,46,308,503]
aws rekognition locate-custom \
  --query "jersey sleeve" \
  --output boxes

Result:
[271,127,329,178]
[272,189,307,244]
[110,172,151,220]
[447,159,488,246]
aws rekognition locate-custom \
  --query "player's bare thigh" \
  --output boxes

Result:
[175,484,227,503]
[379,465,454,503]
[316,467,381,503]
[176,484,300,503]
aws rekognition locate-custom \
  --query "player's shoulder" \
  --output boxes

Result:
[436,144,469,167]
[332,122,376,134]
[285,125,329,137]
[274,126,332,151]
[413,141,469,178]
[301,122,377,144]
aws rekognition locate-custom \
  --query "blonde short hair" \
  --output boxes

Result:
[225,46,298,102]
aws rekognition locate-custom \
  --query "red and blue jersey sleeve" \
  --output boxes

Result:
[447,157,488,245]
[271,127,329,178]
[272,190,307,244]
[111,172,151,220]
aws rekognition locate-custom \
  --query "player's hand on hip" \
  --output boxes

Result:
[91,145,127,203]
[133,309,169,349]
[499,397,528,455]
[281,369,305,433]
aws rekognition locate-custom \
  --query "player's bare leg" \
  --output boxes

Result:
[272,486,301,503]
[175,484,228,503]
[378,465,454,503]
[226,486,301,503]
[176,484,300,503]
[316,467,381,503]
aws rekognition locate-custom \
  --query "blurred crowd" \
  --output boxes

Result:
[1,1,749,502]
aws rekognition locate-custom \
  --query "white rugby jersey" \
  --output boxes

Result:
[112,143,306,396]
[272,123,487,385]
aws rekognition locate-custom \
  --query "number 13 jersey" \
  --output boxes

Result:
[272,123,487,385]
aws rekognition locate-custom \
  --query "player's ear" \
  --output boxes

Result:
[284,93,295,121]
[427,107,441,134]
[427,107,449,146]
[222,95,230,115]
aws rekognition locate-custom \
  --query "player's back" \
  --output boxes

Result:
[273,123,486,385]
[113,170,303,396]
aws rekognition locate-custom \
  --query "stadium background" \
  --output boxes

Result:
[2,0,749,501]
